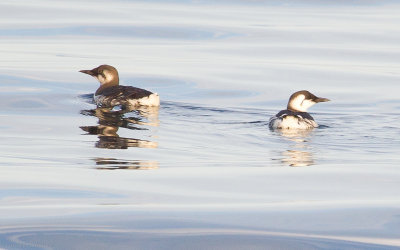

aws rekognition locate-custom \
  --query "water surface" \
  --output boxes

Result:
[1,0,400,249]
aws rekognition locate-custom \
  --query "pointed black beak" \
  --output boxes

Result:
[79,69,96,76]
[314,97,330,103]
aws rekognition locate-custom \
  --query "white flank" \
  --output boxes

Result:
[270,116,318,129]
[129,93,160,107]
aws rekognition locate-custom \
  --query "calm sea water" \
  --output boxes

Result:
[1,0,400,249]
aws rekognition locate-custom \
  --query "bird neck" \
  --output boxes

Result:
[95,82,118,95]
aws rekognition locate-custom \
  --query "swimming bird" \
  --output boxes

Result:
[80,65,160,108]
[269,90,330,129]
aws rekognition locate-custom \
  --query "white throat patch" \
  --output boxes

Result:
[96,70,114,85]
[288,94,315,112]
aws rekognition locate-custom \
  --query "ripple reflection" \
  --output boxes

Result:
[94,158,159,170]
[80,106,159,149]
[273,129,315,167]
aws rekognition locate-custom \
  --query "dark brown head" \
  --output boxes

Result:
[287,90,330,112]
[80,65,119,86]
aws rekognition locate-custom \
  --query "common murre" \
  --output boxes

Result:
[269,90,330,129]
[80,65,160,108]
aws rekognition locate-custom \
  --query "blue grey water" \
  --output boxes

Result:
[1,0,400,249]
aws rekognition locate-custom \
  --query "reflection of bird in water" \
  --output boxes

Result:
[276,128,314,141]
[282,150,314,167]
[272,128,315,167]
[269,90,330,129]
[92,135,157,149]
[80,64,160,109]
[80,106,159,149]
[94,158,159,170]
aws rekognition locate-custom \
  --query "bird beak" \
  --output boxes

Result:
[314,97,330,103]
[79,69,96,76]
